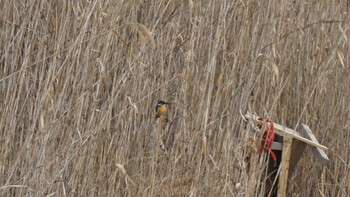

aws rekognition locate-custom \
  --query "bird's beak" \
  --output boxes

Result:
[164,102,172,105]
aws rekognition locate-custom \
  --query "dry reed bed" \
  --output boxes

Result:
[0,0,349,196]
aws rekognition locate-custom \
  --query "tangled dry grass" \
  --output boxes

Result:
[0,0,349,196]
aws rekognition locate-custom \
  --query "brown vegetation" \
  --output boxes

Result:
[0,0,349,196]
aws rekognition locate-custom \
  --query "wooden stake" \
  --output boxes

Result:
[278,134,293,197]
[247,154,258,197]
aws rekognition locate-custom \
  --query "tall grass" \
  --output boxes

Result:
[0,0,349,196]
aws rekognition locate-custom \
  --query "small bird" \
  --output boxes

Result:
[155,99,171,119]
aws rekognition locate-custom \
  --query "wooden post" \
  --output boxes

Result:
[247,153,259,197]
[278,134,293,197]
[244,112,329,196]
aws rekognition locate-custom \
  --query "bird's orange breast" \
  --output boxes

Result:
[156,105,167,118]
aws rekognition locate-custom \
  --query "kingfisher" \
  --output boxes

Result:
[155,99,171,119]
